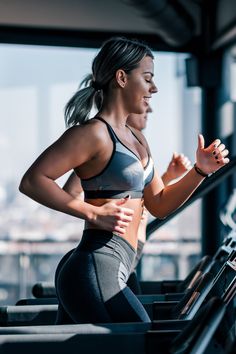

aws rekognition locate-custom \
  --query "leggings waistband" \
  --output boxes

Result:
[76,229,136,272]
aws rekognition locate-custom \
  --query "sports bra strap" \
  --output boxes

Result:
[126,124,144,147]
[95,116,146,148]
[93,116,150,162]
[93,116,118,143]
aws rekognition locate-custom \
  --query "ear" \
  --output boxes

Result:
[115,69,127,88]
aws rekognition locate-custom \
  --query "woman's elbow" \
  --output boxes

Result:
[19,174,33,196]
[19,177,27,195]
[145,197,169,219]
[146,201,169,219]
[150,210,168,220]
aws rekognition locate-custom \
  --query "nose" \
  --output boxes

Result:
[151,82,158,94]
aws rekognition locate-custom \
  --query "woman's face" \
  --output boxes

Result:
[123,56,157,115]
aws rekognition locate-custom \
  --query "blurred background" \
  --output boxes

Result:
[0,0,235,305]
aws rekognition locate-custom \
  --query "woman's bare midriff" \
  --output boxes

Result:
[84,198,143,250]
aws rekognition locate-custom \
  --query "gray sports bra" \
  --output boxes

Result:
[80,117,154,199]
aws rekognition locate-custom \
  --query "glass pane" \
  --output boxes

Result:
[0,44,202,303]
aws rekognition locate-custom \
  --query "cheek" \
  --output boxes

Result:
[130,77,146,90]
[124,83,147,112]
[126,100,145,115]
[136,79,146,91]
[126,88,140,103]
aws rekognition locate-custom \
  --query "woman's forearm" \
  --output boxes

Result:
[145,167,205,219]
[161,171,172,186]
[19,174,97,222]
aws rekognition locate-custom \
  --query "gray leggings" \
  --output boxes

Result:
[55,229,150,324]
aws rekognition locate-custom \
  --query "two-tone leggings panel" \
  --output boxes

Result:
[55,229,151,324]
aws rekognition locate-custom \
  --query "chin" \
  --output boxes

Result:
[137,106,146,114]
[129,104,146,115]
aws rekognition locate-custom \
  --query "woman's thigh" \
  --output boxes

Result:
[56,250,150,324]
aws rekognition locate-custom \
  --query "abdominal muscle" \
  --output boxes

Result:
[84,198,143,250]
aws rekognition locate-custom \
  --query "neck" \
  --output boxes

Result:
[98,91,129,128]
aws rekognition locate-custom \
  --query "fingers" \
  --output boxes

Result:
[196,135,230,175]
[212,153,229,168]
[198,134,205,150]
[208,138,221,150]
[172,152,178,160]
[114,202,135,234]
[114,220,130,234]
[213,143,228,156]
[217,143,225,152]
[180,155,191,165]
[221,149,229,158]
[203,137,229,159]
[114,204,134,234]
[116,211,133,222]
[115,211,133,236]
[184,160,192,170]
[115,195,130,206]
[104,198,134,218]
[212,143,229,164]
[174,154,192,169]
[113,225,127,235]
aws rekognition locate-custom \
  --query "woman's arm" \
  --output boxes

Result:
[161,152,192,185]
[144,134,229,219]
[19,125,97,220]
[19,123,134,234]
[63,171,84,200]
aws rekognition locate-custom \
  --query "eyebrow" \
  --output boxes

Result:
[143,71,154,77]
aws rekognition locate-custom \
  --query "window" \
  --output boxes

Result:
[0,44,202,303]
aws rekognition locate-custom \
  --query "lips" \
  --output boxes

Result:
[143,96,151,104]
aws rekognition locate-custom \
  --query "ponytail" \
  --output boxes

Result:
[65,74,102,127]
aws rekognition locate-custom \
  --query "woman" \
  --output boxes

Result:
[19,37,229,324]
[62,107,192,296]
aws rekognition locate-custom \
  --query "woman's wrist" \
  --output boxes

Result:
[193,163,209,178]
[84,204,99,223]
[69,199,98,223]
[161,171,172,185]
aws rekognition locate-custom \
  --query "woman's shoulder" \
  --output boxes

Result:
[61,118,109,145]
